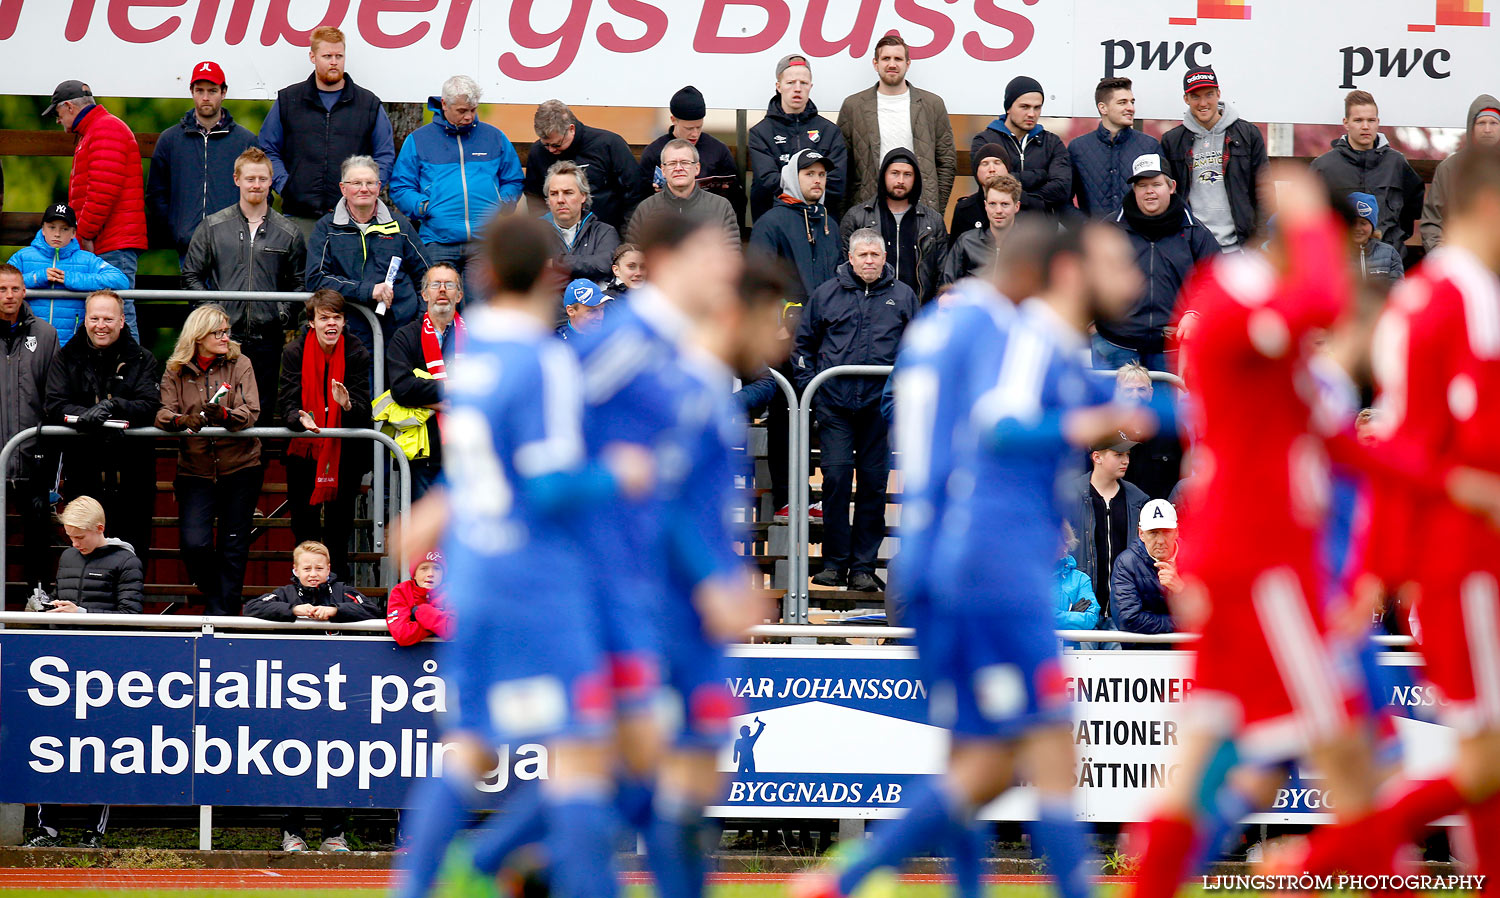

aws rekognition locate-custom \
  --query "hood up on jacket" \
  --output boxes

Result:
[876,147,924,207]
[1182,101,1242,137]
[1466,93,1500,137]
[779,149,825,205]
[332,197,396,227]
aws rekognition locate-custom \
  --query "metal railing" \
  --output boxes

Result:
[0,425,412,611]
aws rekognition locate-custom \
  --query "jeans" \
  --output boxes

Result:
[95,249,140,340]
[423,241,483,311]
[285,454,360,582]
[1090,332,1173,374]
[176,466,264,616]
[816,404,889,575]
[1082,615,1124,651]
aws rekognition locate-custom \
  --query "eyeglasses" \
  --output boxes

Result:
[662,160,697,171]
[429,282,460,293]
[210,328,231,339]
[342,180,379,190]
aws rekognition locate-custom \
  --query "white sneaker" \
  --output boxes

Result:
[320,834,351,853]
[281,832,308,852]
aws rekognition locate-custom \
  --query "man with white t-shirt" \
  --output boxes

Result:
[836,34,957,212]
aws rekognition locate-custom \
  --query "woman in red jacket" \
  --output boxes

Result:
[385,551,450,645]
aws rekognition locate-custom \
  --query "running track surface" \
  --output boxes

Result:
[0,870,1074,889]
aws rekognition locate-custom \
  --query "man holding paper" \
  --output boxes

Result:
[307,155,428,351]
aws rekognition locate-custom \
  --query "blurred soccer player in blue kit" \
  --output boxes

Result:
[391,215,658,898]
[796,221,1153,898]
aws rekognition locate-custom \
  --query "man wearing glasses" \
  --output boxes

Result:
[625,139,740,248]
[523,100,648,231]
[385,263,464,500]
[307,155,429,351]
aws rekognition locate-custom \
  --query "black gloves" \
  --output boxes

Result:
[75,400,114,428]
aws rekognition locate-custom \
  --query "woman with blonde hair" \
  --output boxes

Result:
[155,304,262,615]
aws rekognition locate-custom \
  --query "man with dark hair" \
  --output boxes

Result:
[968,75,1072,217]
[748,55,849,218]
[942,174,1022,284]
[259,26,396,232]
[1159,67,1267,253]
[523,100,647,231]
[0,263,60,601]
[147,61,257,258]
[1070,76,1161,218]
[639,86,747,226]
[749,150,842,301]
[836,34,957,211]
[839,147,947,303]
[1311,89,1426,251]
[626,139,740,248]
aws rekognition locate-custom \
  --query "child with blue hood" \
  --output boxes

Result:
[1348,191,1404,283]
[6,203,129,343]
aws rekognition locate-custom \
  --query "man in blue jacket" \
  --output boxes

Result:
[793,228,919,592]
[1070,77,1160,219]
[146,61,256,258]
[390,75,524,307]
[1111,498,1181,648]
[1099,154,1219,371]
[969,75,1072,218]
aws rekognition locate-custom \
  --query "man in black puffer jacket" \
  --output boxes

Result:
[45,289,159,564]
[748,54,849,219]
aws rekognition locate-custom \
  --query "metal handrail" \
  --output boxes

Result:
[763,369,801,623]
[0,425,412,612]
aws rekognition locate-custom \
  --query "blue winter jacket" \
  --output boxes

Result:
[146,109,257,254]
[1053,554,1099,647]
[390,97,525,246]
[1069,124,1161,218]
[6,230,129,344]
[1110,538,1176,648]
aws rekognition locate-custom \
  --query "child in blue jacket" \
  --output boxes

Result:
[1055,522,1100,647]
[5,204,129,344]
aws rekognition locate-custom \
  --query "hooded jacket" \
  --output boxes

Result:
[1069,123,1162,218]
[748,96,849,219]
[182,203,305,343]
[68,103,148,254]
[154,351,261,479]
[1310,134,1425,249]
[545,210,621,283]
[640,129,747,225]
[6,231,130,344]
[54,539,144,614]
[523,120,647,231]
[306,198,430,341]
[146,109,257,253]
[1,301,59,479]
[791,261,919,410]
[747,151,843,301]
[968,115,1072,215]
[385,554,452,645]
[243,574,382,622]
[1111,538,1175,646]
[390,97,525,246]
[1102,193,1221,353]
[1421,93,1500,251]
[1160,103,1267,247]
[1053,554,1100,641]
[836,82,957,211]
[838,148,947,303]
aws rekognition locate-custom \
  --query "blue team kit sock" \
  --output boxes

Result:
[394,772,481,898]
[948,819,987,898]
[545,784,620,898]
[645,789,710,898]
[1028,796,1095,898]
[837,780,966,895]
[470,787,546,876]
[615,775,656,832]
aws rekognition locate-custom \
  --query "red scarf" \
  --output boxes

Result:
[421,311,464,381]
[288,329,344,504]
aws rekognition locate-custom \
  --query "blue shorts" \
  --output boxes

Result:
[657,624,740,750]
[445,595,612,745]
[922,598,1070,740]
[592,568,664,713]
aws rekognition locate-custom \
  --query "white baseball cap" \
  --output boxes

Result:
[1140,499,1178,531]
[1128,153,1170,184]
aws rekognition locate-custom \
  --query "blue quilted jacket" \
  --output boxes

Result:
[390,97,525,246]
[6,230,129,344]
[1069,124,1161,218]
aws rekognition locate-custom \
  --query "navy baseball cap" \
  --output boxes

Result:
[564,278,607,307]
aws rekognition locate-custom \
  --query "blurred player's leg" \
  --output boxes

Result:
[393,739,492,898]
[947,819,987,898]
[1021,726,1095,898]
[469,787,544,876]
[545,740,620,898]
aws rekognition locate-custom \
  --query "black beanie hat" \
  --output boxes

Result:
[1004,75,1044,113]
[670,85,707,120]
[973,142,1009,177]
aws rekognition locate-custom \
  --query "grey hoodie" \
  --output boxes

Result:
[1421,93,1500,251]
[1181,102,1240,249]
[780,150,817,203]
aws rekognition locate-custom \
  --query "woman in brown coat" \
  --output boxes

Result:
[156,304,262,615]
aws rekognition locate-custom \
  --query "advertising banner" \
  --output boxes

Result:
[0,1,1492,127]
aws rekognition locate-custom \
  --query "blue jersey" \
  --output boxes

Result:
[889,280,1015,621]
[931,299,1112,609]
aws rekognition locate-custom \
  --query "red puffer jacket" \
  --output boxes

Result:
[69,104,148,253]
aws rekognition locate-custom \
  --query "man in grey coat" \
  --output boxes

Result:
[625,139,739,248]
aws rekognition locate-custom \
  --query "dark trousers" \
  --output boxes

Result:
[283,808,348,840]
[61,450,155,568]
[36,804,109,837]
[816,404,889,575]
[5,476,54,595]
[765,392,791,510]
[285,455,359,582]
[408,458,442,503]
[241,340,285,427]
[176,466,263,616]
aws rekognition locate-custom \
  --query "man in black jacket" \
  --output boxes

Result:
[386,264,463,501]
[1159,67,1267,252]
[639,86,747,227]
[969,75,1072,218]
[258,26,395,233]
[748,54,849,219]
[748,151,842,301]
[146,61,257,258]
[24,495,141,849]
[45,289,159,564]
[184,147,305,422]
[1311,89,1426,252]
[839,148,947,303]
[793,229,919,591]
[1066,435,1149,629]
[524,100,647,232]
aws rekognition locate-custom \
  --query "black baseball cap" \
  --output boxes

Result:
[42,203,77,228]
[42,80,92,117]
[796,151,830,172]
[1183,67,1219,94]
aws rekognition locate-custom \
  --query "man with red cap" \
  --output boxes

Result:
[147,62,256,259]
